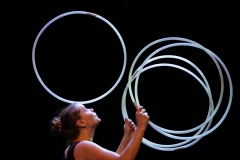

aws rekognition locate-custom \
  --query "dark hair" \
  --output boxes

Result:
[51,103,82,143]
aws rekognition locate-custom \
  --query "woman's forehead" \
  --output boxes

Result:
[75,103,86,109]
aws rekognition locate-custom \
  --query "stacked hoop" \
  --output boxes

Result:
[32,11,233,151]
[121,37,233,151]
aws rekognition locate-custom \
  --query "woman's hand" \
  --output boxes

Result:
[135,106,149,131]
[116,118,136,154]
[123,118,136,141]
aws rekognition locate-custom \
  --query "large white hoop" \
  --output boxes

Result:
[32,11,127,104]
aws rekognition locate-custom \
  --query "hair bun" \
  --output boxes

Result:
[51,117,62,134]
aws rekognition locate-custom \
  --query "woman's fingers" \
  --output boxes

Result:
[137,106,143,113]
[140,109,146,114]
[135,106,150,130]
[126,119,136,130]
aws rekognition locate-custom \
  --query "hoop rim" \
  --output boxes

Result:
[32,11,127,104]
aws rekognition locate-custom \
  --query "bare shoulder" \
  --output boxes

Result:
[74,141,120,160]
[75,140,101,152]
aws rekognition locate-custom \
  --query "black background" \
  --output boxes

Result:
[3,1,238,160]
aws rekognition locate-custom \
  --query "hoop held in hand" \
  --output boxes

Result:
[121,37,233,151]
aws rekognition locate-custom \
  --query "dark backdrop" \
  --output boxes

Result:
[3,1,238,160]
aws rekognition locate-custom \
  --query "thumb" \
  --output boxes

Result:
[125,118,129,124]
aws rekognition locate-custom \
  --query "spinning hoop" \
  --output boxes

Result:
[32,11,127,104]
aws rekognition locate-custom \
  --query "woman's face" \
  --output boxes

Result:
[76,104,101,127]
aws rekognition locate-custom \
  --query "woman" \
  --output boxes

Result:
[51,103,149,160]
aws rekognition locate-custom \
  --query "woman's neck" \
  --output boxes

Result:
[73,128,95,142]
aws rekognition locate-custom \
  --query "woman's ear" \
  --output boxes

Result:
[76,119,86,127]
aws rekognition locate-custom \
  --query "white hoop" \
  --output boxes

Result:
[122,37,233,151]
[32,11,127,104]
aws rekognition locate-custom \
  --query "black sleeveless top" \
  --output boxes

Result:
[62,142,81,160]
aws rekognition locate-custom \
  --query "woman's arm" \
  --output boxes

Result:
[119,127,146,160]
[74,106,149,160]
[116,135,130,154]
[116,118,136,154]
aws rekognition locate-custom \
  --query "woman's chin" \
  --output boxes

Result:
[95,117,101,122]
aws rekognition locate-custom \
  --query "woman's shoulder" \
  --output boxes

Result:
[74,141,120,160]
[75,140,101,150]
[74,141,102,159]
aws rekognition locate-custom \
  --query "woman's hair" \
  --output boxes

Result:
[51,103,82,143]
